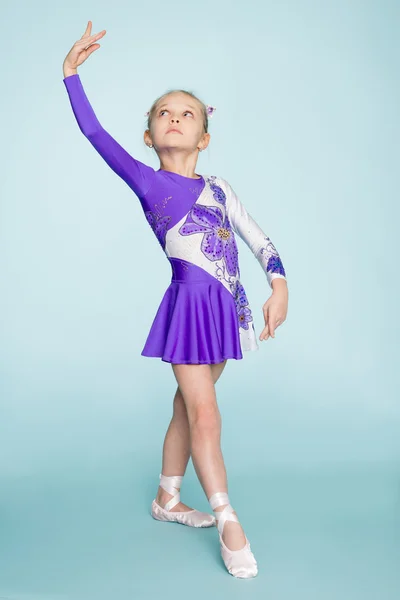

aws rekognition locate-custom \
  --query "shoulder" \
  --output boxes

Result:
[208,174,230,187]
[204,174,233,195]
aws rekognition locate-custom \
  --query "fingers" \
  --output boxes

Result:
[261,299,286,340]
[81,20,91,38]
[260,317,283,341]
[259,324,270,341]
[77,31,106,46]
[85,44,100,58]
[79,20,106,44]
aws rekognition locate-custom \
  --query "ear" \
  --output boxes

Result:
[143,130,152,147]
[199,132,211,151]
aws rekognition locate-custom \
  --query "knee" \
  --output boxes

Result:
[191,404,220,434]
[173,388,186,416]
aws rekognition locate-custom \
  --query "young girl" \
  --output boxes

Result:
[63,21,288,579]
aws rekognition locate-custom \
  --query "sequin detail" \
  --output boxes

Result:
[232,279,253,330]
[208,176,227,205]
[145,210,171,249]
[178,203,239,276]
[260,237,287,277]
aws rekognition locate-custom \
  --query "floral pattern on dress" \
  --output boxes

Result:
[231,279,253,330]
[208,176,226,205]
[145,210,171,250]
[178,203,239,276]
[267,254,286,277]
[260,237,287,277]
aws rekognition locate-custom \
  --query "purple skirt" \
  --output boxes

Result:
[141,258,243,364]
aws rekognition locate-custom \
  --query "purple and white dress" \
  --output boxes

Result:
[63,74,287,364]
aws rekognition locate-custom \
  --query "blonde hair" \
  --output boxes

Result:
[146,89,210,134]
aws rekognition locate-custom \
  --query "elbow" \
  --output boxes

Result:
[84,124,103,140]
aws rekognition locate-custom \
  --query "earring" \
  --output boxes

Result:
[148,144,153,148]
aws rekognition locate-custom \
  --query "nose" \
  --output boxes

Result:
[170,117,180,123]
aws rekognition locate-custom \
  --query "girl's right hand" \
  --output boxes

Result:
[63,21,106,77]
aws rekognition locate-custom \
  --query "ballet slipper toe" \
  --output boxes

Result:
[219,534,258,578]
[151,499,216,527]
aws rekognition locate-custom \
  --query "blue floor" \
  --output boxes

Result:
[0,462,399,600]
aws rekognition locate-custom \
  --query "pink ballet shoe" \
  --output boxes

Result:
[209,491,258,578]
[151,474,215,528]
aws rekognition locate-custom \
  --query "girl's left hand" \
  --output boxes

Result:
[259,287,288,341]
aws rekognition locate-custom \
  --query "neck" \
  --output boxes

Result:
[157,149,201,179]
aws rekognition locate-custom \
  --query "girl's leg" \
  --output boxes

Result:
[155,360,227,512]
[170,362,247,551]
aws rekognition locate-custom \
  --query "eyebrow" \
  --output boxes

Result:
[157,103,198,111]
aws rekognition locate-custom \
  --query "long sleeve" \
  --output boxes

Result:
[224,180,287,288]
[63,74,156,198]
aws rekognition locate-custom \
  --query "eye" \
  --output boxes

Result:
[158,109,193,117]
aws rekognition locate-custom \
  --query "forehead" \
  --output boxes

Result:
[156,93,201,112]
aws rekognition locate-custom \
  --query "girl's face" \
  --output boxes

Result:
[145,92,210,152]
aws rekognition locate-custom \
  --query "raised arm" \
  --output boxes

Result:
[62,21,155,198]
[224,180,287,289]
[63,74,155,198]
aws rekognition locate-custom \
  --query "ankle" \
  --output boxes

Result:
[214,504,238,518]
[156,486,178,506]
[208,492,236,520]
[156,473,183,508]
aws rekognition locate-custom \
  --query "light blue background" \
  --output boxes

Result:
[1,0,399,598]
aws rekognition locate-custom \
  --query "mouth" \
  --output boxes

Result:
[166,129,183,134]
